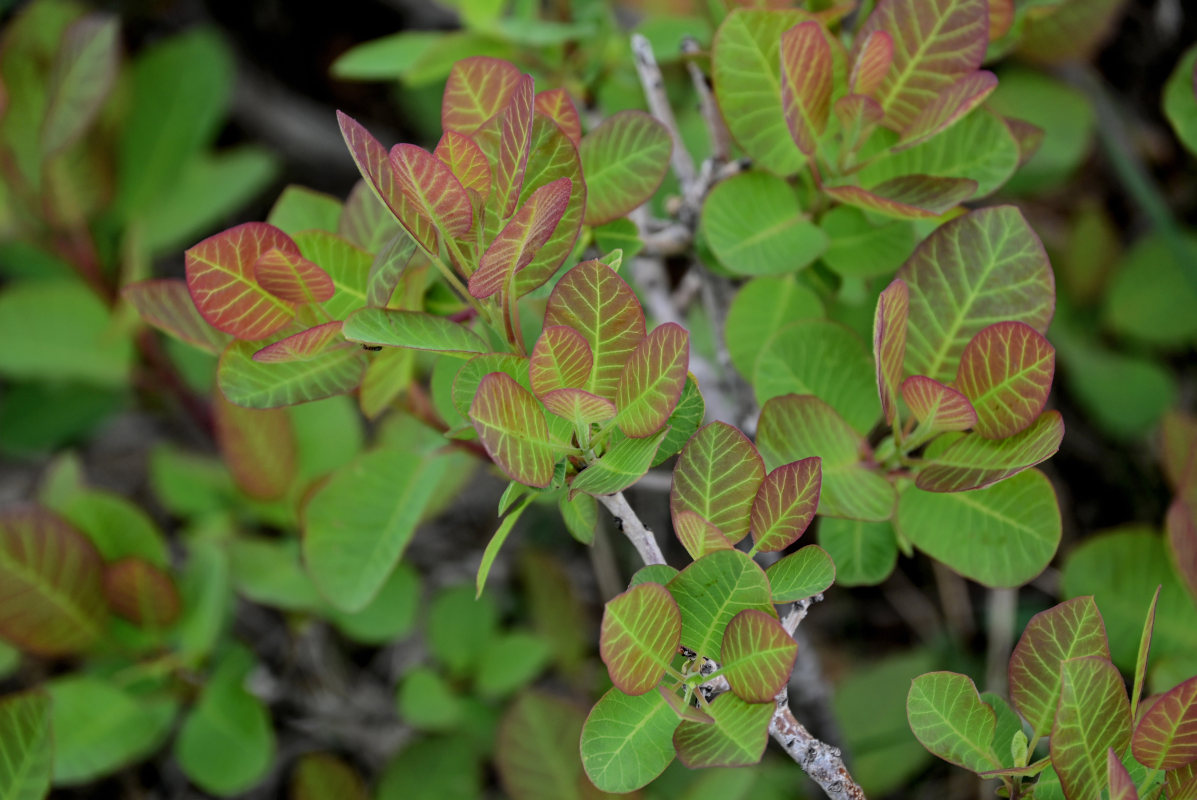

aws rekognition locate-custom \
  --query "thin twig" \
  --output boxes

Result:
[985,588,1017,696]
[630,33,696,192]
[682,36,732,165]
[594,492,666,566]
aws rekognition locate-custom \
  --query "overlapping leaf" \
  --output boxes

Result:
[570,429,667,497]
[666,550,773,662]
[1166,761,1197,800]
[720,609,798,703]
[434,130,491,197]
[339,180,400,253]
[342,309,488,356]
[907,672,1002,773]
[451,354,530,417]
[654,376,705,467]
[757,395,895,521]
[252,321,347,363]
[673,693,773,768]
[599,582,682,695]
[365,231,417,308]
[493,74,534,219]
[955,321,1055,439]
[442,57,523,135]
[0,690,51,800]
[615,323,689,438]
[874,279,909,426]
[1133,675,1197,770]
[780,21,832,155]
[123,278,233,354]
[581,688,678,793]
[185,223,297,339]
[670,422,764,544]
[390,143,474,243]
[766,545,836,602]
[916,411,1064,492]
[824,175,977,219]
[725,276,823,378]
[1008,596,1111,740]
[674,511,732,561]
[253,248,335,304]
[470,372,557,488]
[580,110,672,225]
[1166,500,1197,603]
[218,340,367,408]
[542,389,617,429]
[896,70,997,149]
[103,558,181,627]
[749,457,821,553]
[902,376,977,435]
[1052,656,1132,800]
[818,518,897,586]
[292,231,371,319]
[533,88,581,145]
[212,390,296,499]
[851,30,893,96]
[41,14,119,156]
[702,172,827,275]
[529,326,592,397]
[470,176,571,298]
[1108,749,1140,800]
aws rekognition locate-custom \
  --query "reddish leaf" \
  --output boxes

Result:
[901,375,977,435]
[674,510,732,561]
[530,326,593,397]
[337,111,437,253]
[1166,761,1197,800]
[851,0,988,130]
[834,93,885,153]
[544,260,646,401]
[123,278,232,354]
[185,223,297,340]
[1133,675,1197,770]
[1052,656,1132,800]
[0,507,106,655]
[494,74,535,219]
[1108,748,1140,800]
[825,175,976,219]
[600,583,682,695]
[1009,596,1110,740]
[673,692,773,768]
[253,247,335,304]
[291,753,368,800]
[989,0,1015,41]
[390,143,474,243]
[434,130,492,198]
[896,70,997,149]
[671,422,765,544]
[534,88,582,145]
[542,389,616,427]
[470,372,557,487]
[1166,500,1197,602]
[213,390,296,500]
[955,321,1055,439]
[851,30,893,96]
[252,321,347,363]
[615,323,690,438]
[580,110,672,225]
[103,558,181,627]
[873,278,908,426]
[442,57,523,135]
[749,457,821,553]
[916,410,1064,492]
[720,609,798,703]
[780,21,833,155]
[469,176,572,299]
[658,686,715,725]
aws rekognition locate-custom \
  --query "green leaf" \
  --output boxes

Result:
[753,320,880,435]
[757,395,895,522]
[397,667,464,730]
[701,172,827,275]
[428,583,499,677]
[45,487,168,567]
[228,537,321,612]
[292,231,371,318]
[630,565,679,588]
[600,582,682,695]
[1051,656,1132,800]
[330,30,444,79]
[955,321,1055,438]
[377,737,482,800]
[475,495,533,597]
[825,176,976,220]
[615,323,689,437]
[670,422,764,544]
[172,538,233,663]
[765,545,836,602]
[474,632,552,698]
[0,690,51,800]
[470,373,558,488]
[0,280,132,386]
[906,672,1002,773]
[124,278,232,355]
[915,411,1065,493]
[874,279,909,427]
[304,446,454,611]
[580,110,672,225]
[674,511,733,561]
[571,429,669,498]
[176,647,274,796]
[750,458,821,553]
[897,468,1060,587]
[1132,674,1197,770]
[725,276,823,379]
[1132,587,1161,720]
[899,206,1054,382]
[327,561,420,644]
[654,375,705,466]
[819,207,917,280]
[494,691,587,800]
[780,21,833,155]
[1008,596,1111,740]
[0,507,106,655]
[291,753,368,800]
[1163,44,1197,157]
[673,692,773,768]
[667,550,774,662]
[581,688,678,793]
[218,339,367,409]
[818,518,897,586]
[267,185,342,235]
[559,492,597,545]
[720,609,798,703]
[343,308,488,355]
[1103,232,1197,348]
[40,14,118,156]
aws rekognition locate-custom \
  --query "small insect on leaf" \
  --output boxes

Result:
[361,345,383,351]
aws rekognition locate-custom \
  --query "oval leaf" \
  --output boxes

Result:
[901,375,977,435]
[123,278,232,355]
[874,279,909,426]
[720,609,799,703]
[765,544,836,602]
[615,322,689,438]
[750,457,821,553]
[469,176,572,299]
[780,21,833,155]
[470,372,557,488]
[674,511,732,561]
[1051,656,1132,800]
[342,309,488,357]
[529,326,593,397]
[1132,674,1197,770]
[252,321,347,363]
[955,321,1055,439]
[218,339,367,409]
[907,672,1002,773]
[702,171,827,275]
[253,247,335,304]
[581,688,678,793]
[442,57,523,135]
[916,411,1064,493]
[600,582,682,696]
[666,550,774,662]
[673,692,773,769]
[581,110,672,225]
[0,690,51,800]
[671,422,764,544]
[103,558,181,627]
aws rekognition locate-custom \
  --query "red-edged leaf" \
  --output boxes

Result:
[494,74,535,219]
[955,321,1055,439]
[850,30,893,96]
[1006,117,1046,168]
[1009,597,1111,740]
[580,110,672,225]
[720,609,798,703]
[658,686,715,725]
[0,507,106,655]
[213,389,296,500]
[1052,656,1132,800]
[916,411,1064,492]
[252,321,347,363]
[599,582,682,695]
[534,88,582,145]
[342,308,489,356]
[442,56,523,135]
[366,232,417,308]
[41,14,119,156]
[896,70,997,149]
[674,510,732,561]
[615,323,690,438]
[103,558,181,627]
[901,375,977,434]
[672,692,773,768]
[337,111,437,253]
[834,93,885,153]
[873,278,908,426]
[851,0,988,130]
[185,223,297,340]
[1166,500,1197,602]
[218,339,367,409]
[1133,675,1197,770]
[530,325,593,397]
[253,247,335,304]
[1108,748,1140,800]
[291,753,368,800]
[1162,411,1197,495]
[434,130,491,198]
[671,422,765,544]
[780,21,833,155]
[1166,762,1197,800]
[569,429,669,499]
[544,260,646,401]
[469,176,572,299]
[749,457,821,553]
[989,0,1015,41]
[825,175,976,219]
[123,278,232,354]
[907,672,1002,773]
[470,372,557,487]
[542,388,616,427]
[390,143,474,242]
